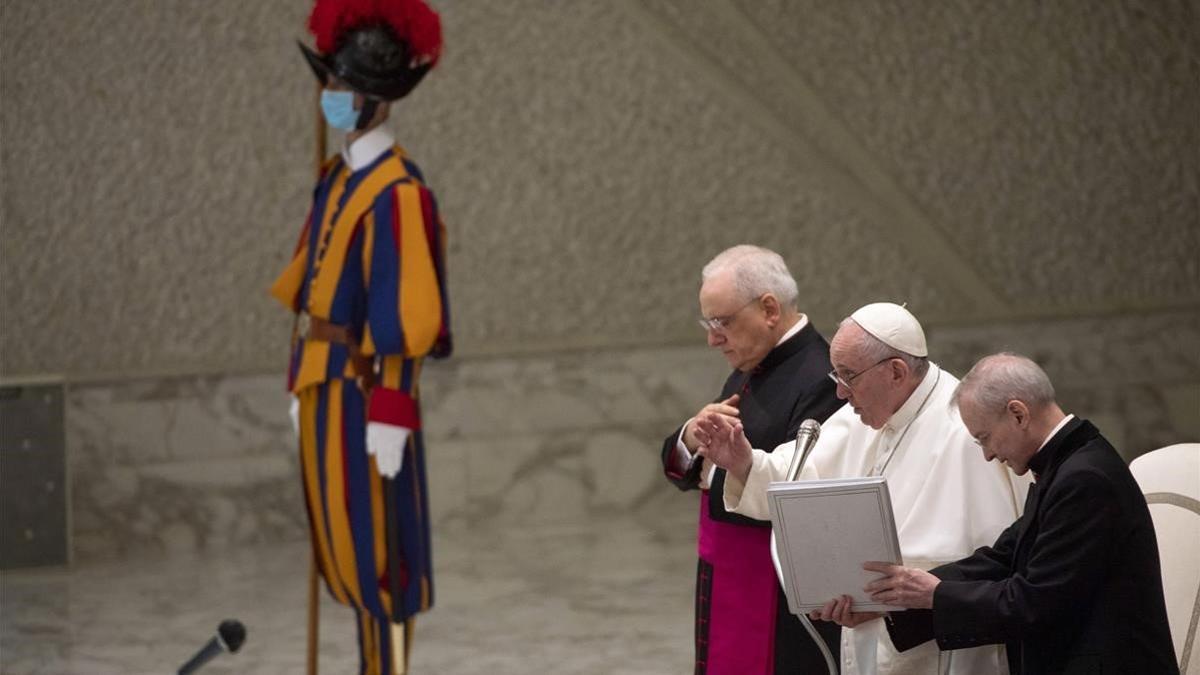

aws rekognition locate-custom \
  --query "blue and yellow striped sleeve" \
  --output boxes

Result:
[362,178,449,429]
[269,208,313,312]
[363,180,445,360]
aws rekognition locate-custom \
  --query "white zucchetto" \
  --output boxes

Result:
[850,302,928,357]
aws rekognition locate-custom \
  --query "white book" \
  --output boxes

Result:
[767,476,905,614]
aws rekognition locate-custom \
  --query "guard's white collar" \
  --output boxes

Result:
[342,127,395,171]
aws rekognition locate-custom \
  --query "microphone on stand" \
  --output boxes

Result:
[772,418,838,675]
[177,619,247,675]
[774,420,824,582]
[784,419,822,482]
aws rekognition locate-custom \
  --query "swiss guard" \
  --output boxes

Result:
[270,0,451,672]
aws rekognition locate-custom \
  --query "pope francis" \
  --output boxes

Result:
[695,302,1031,675]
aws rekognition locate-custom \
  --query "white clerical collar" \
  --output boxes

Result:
[775,314,809,347]
[1035,414,1075,454]
[884,363,940,431]
[342,127,395,172]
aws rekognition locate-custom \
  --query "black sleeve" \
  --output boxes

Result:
[885,609,936,652]
[661,424,704,491]
[930,471,1117,650]
[886,493,1030,652]
[660,374,739,492]
[938,503,1026,584]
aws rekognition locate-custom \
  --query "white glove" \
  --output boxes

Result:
[289,396,300,437]
[366,422,410,479]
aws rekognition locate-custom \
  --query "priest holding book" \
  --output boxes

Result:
[815,353,1178,675]
[695,302,1029,675]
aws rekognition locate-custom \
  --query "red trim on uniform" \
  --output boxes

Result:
[368,387,421,429]
[419,187,436,249]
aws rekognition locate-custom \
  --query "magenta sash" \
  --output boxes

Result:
[696,491,779,674]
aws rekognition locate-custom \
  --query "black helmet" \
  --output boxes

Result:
[298,23,432,102]
[300,0,442,130]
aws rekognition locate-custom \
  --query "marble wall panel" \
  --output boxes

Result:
[61,310,1198,562]
[63,347,729,562]
[66,374,308,561]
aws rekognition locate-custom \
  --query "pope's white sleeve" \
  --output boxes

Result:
[723,439,799,519]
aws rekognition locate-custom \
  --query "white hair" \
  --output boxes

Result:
[952,352,1057,415]
[839,316,930,377]
[701,245,799,308]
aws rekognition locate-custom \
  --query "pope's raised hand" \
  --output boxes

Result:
[682,393,740,451]
[695,411,754,483]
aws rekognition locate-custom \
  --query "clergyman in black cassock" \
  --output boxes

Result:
[663,319,843,673]
[884,416,1178,674]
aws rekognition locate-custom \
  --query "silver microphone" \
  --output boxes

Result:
[774,418,838,674]
[784,419,822,481]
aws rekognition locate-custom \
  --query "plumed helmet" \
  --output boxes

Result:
[298,0,442,102]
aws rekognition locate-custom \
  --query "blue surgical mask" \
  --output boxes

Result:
[320,90,359,131]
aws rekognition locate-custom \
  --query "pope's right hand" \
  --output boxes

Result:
[809,595,883,628]
[681,394,740,451]
[694,412,754,483]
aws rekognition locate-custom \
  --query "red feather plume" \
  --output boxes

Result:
[308,0,442,66]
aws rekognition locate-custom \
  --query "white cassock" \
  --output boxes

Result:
[723,363,1031,675]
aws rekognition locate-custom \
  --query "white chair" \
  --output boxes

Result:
[1130,443,1200,675]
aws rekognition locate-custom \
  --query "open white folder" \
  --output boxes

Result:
[767,476,904,614]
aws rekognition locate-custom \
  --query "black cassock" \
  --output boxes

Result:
[886,418,1179,675]
[661,323,844,673]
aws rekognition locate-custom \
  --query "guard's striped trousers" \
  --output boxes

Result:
[296,378,433,675]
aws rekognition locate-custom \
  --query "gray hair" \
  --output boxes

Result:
[951,352,1057,415]
[701,245,799,308]
[840,316,930,378]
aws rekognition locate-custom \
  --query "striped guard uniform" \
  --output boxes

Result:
[270,135,450,675]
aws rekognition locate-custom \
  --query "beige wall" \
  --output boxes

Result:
[3,0,1195,379]
[2,0,1198,561]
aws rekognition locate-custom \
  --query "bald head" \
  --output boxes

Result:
[701,245,799,309]
[953,352,1066,475]
[698,245,802,371]
[952,353,1057,416]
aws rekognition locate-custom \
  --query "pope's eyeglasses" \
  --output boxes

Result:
[827,357,895,389]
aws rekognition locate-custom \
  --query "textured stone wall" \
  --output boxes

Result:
[4,0,1195,379]
[63,346,728,560]
[3,0,1198,562]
